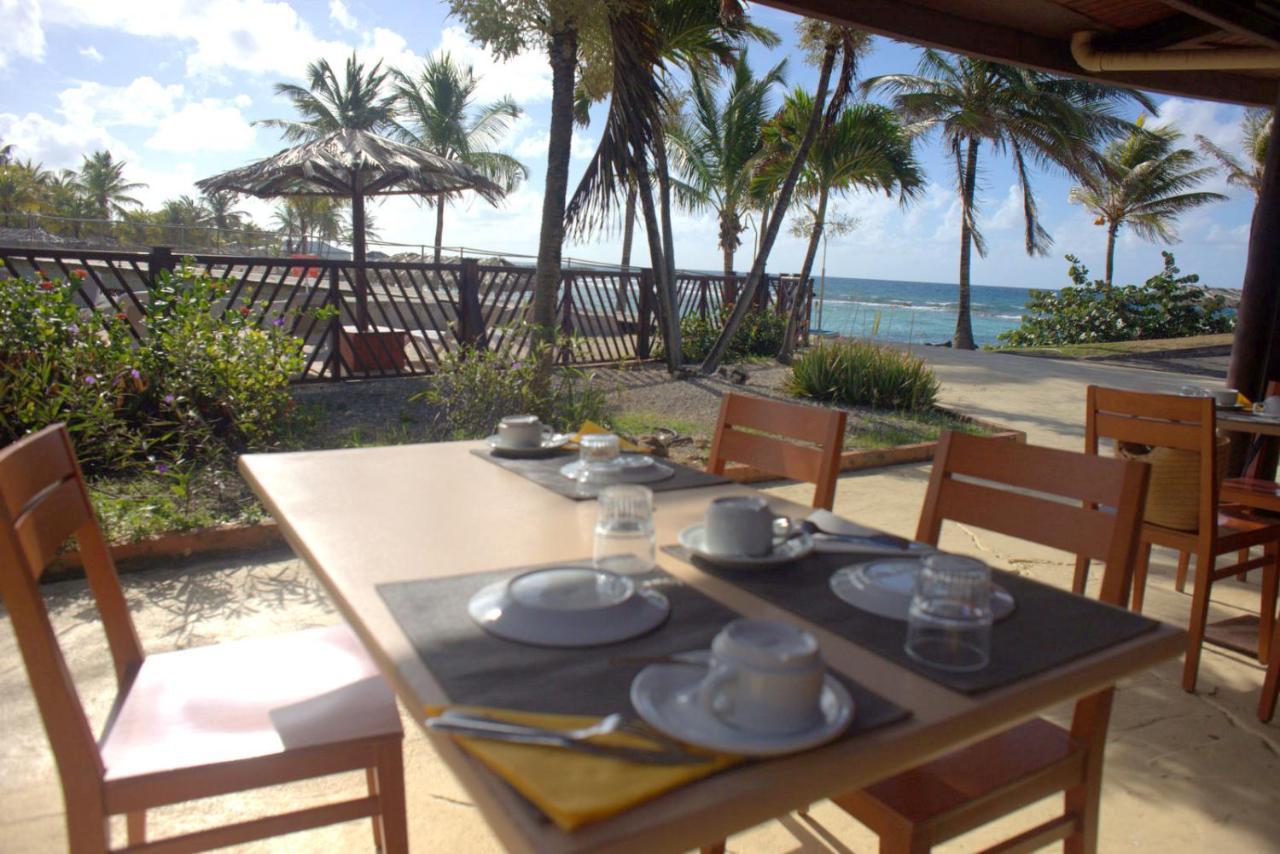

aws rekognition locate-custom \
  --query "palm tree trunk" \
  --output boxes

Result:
[954,138,979,351]
[531,22,579,386]
[632,146,680,371]
[720,210,736,279]
[1104,221,1118,286]
[620,185,636,268]
[433,193,446,264]
[651,133,682,369]
[700,42,836,374]
[779,185,828,362]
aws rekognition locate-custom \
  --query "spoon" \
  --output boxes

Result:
[783,518,913,550]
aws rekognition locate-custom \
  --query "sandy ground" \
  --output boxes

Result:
[3,347,1278,852]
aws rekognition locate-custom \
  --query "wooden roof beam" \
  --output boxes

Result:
[1160,1,1280,49]
[757,0,1276,106]
[1094,15,1220,52]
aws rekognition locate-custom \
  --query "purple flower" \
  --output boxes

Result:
[83,375,97,385]
[130,368,141,380]
[272,316,285,327]
[156,463,170,474]
[511,361,523,370]
[67,323,79,336]
[163,394,175,405]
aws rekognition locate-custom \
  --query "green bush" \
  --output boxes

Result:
[673,306,789,363]
[412,340,615,440]
[786,339,940,412]
[0,263,304,474]
[997,252,1233,347]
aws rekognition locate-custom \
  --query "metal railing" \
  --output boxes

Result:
[0,245,810,382]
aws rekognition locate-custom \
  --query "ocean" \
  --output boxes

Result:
[808,276,1037,347]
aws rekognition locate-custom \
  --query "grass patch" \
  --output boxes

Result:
[844,407,988,450]
[611,410,709,439]
[89,463,266,545]
[987,332,1233,360]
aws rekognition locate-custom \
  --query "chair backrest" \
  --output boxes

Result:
[1082,385,1218,537]
[706,392,847,510]
[0,425,144,801]
[917,430,1150,608]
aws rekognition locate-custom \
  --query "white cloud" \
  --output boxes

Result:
[987,183,1025,231]
[0,0,44,69]
[58,77,185,128]
[329,0,357,30]
[513,129,596,162]
[147,99,257,151]
[0,111,128,170]
[79,45,103,62]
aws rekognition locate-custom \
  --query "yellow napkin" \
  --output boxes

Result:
[1237,392,1253,407]
[569,420,649,454]
[426,706,739,830]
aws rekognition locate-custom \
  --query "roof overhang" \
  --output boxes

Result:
[756,0,1280,107]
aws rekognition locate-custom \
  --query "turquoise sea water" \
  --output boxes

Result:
[808,276,1037,347]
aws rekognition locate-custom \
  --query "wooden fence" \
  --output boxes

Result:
[0,245,809,382]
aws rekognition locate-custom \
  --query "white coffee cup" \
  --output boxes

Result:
[497,415,549,448]
[694,619,825,734]
[1211,389,1238,408]
[703,496,784,557]
[1264,396,1280,415]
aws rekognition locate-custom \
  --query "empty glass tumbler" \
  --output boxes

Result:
[904,554,993,672]
[576,433,623,494]
[593,485,656,575]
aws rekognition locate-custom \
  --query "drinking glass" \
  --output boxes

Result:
[593,485,656,575]
[576,433,622,494]
[904,554,993,672]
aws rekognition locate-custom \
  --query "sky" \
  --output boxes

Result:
[0,0,1264,290]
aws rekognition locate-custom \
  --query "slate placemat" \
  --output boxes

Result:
[377,562,908,733]
[470,448,730,500]
[662,546,1160,695]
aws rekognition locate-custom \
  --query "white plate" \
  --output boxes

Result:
[630,651,854,757]
[678,523,814,570]
[468,567,669,647]
[559,458,674,484]
[486,434,571,458]
[829,558,1016,621]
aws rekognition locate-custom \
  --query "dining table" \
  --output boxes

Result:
[239,439,1185,854]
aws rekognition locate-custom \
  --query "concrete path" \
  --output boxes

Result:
[3,348,1277,852]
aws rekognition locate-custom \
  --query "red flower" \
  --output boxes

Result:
[115,312,128,321]
[239,306,251,317]
[39,280,55,290]
[71,269,87,280]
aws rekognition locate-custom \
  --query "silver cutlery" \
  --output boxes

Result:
[426,713,712,765]
[792,519,912,550]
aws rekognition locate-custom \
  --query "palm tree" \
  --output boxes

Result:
[759,91,923,359]
[392,53,527,262]
[1070,121,1225,285]
[865,52,1155,349]
[257,53,396,141]
[202,190,247,230]
[668,56,786,278]
[77,150,146,221]
[1197,108,1273,199]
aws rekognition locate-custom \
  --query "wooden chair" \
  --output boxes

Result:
[1073,386,1280,692]
[706,392,847,510]
[702,432,1151,854]
[1262,614,1280,722]
[0,425,408,853]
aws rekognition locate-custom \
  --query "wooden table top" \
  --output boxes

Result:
[240,441,1184,854]
[1217,410,1280,437]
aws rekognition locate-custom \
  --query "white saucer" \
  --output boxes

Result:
[468,567,669,647]
[829,558,1016,621]
[486,434,571,458]
[559,458,674,484]
[677,523,814,570]
[630,651,854,757]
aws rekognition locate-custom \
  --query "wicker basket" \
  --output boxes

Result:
[1114,436,1228,531]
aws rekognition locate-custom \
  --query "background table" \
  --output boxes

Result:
[240,440,1184,854]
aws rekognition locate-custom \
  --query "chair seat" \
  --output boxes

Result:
[1142,508,1280,553]
[1223,477,1280,514]
[101,624,402,782]
[855,718,1080,826]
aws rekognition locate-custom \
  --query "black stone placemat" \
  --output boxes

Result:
[662,546,1160,695]
[377,562,908,733]
[470,448,730,500]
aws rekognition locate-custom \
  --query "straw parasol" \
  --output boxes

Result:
[196,128,504,328]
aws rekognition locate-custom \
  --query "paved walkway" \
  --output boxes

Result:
[3,348,1277,852]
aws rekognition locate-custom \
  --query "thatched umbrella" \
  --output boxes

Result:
[196,128,504,328]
